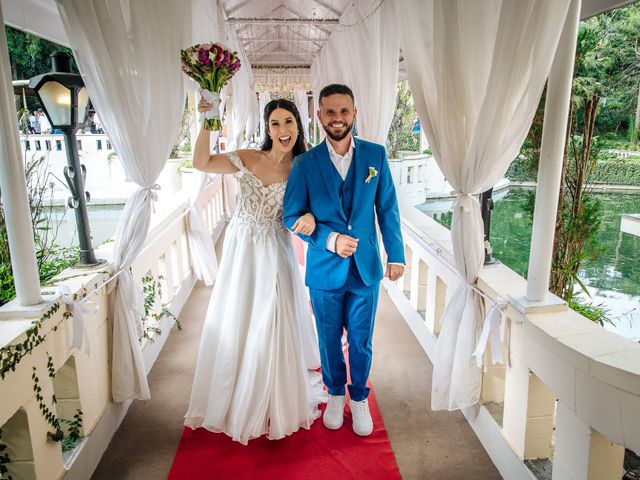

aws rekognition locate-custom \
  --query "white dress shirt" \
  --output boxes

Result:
[327,136,355,180]
[325,139,355,252]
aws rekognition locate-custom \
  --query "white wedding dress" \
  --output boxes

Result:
[184,151,325,445]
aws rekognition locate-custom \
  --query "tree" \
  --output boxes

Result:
[549,17,614,300]
[386,81,419,158]
[5,26,75,112]
[515,8,640,306]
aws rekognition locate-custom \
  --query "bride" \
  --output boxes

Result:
[184,98,326,444]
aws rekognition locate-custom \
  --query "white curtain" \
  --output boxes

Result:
[258,90,271,142]
[185,0,224,286]
[294,89,310,141]
[311,0,399,144]
[57,0,188,402]
[396,0,571,410]
[188,170,219,286]
[226,24,257,150]
[243,103,259,147]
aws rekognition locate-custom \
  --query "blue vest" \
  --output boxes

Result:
[331,157,357,218]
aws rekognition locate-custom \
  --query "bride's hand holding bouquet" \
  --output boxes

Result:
[181,43,241,131]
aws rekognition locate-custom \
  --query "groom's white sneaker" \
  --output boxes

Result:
[323,394,346,429]
[350,399,373,436]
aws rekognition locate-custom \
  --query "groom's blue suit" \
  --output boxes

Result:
[283,137,404,401]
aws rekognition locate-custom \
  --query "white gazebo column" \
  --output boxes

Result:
[0,6,42,307]
[525,0,581,304]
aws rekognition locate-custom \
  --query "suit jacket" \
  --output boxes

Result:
[283,137,405,290]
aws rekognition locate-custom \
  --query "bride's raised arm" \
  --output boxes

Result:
[192,128,241,174]
[193,94,245,174]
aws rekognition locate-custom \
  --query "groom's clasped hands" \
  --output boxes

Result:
[335,234,359,258]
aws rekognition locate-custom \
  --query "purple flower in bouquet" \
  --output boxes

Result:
[198,47,211,66]
[229,60,241,73]
[180,42,242,131]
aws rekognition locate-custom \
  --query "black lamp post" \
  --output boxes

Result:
[30,51,100,266]
[480,188,498,265]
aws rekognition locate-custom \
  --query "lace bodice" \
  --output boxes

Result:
[227,151,288,239]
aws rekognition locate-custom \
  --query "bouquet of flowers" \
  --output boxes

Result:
[180,43,242,131]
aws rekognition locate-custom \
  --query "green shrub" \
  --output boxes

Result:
[507,154,640,186]
[0,153,79,307]
[505,156,537,182]
[591,157,640,185]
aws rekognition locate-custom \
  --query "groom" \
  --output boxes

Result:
[284,84,404,436]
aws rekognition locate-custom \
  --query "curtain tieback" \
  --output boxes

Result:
[146,183,161,201]
[58,285,99,355]
[472,299,509,367]
[451,192,477,213]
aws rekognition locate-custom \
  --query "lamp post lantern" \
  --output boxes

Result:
[29,51,100,266]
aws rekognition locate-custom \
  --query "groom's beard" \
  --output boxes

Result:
[322,120,354,142]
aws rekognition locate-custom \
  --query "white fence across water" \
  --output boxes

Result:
[0,174,230,480]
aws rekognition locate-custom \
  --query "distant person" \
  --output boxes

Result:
[38,110,51,134]
[93,112,103,134]
[33,111,42,134]
[29,112,38,133]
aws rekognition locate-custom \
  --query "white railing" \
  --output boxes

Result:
[0,174,230,480]
[18,133,114,155]
[604,149,640,159]
[383,201,640,480]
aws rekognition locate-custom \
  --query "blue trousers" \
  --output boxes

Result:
[309,260,379,402]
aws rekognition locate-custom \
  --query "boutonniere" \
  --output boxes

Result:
[365,166,378,183]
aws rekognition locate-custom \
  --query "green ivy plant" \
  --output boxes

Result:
[139,274,182,344]
[0,277,107,380]
[32,354,82,451]
[0,429,12,480]
[0,302,63,380]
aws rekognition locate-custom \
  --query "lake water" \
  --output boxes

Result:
[48,204,123,248]
[417,188,640,341]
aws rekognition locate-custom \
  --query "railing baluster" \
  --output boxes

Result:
[402,245,413,300]
[409,257,428,321]
[554,402,625,480]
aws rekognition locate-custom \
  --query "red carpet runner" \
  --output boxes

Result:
[168,385,401,479]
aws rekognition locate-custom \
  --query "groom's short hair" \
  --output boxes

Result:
[319,84,354,105]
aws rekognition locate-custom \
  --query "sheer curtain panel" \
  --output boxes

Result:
[226,24,257,150]
[294,89,310,142]
[57,0,189,402]
[311,0,399,144]
[395,0,571,410]
[258,91,271,142]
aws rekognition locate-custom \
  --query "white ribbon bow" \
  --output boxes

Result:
[451,192,478,213]
[197,86,221,124]
[58,285,99,356]
[472,299,509,367]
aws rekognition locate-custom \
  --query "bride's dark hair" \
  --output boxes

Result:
[260,99,308,157]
